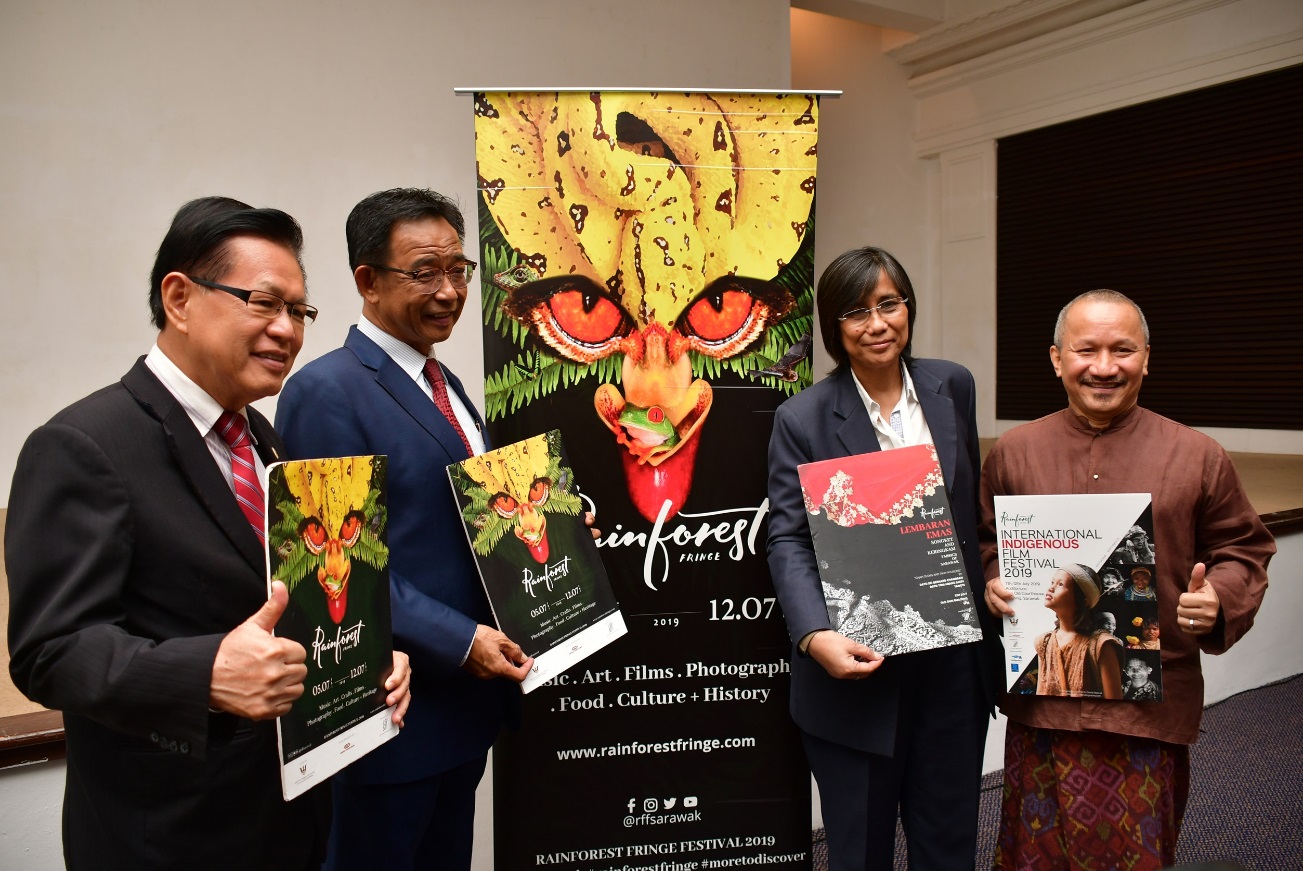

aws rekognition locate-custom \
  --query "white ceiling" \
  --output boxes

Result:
[790,0,947,32]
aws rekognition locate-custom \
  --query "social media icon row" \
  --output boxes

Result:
[626,796,698,813]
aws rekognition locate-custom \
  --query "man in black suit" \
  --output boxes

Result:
[5,197,410,870]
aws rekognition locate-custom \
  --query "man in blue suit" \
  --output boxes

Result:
[277,188,530,870]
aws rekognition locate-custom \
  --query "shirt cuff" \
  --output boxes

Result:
[798,629,826,656]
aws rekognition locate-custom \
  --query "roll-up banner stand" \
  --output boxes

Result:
[464,88,833,870]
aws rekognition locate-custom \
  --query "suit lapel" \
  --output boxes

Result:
[442,364,489,450]
[121,360,266,574]
[344,327,474,461]
[247,409,284,468]
[910,363,959,495]
[831,369,882,458]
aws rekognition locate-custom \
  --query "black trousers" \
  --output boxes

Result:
[803,648,989,871]
[323,753,488,871]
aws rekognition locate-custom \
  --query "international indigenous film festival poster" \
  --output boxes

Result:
[995,493,1162,703]
[472,90,819,868]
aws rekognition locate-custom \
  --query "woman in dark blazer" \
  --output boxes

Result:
[766,247,1002,870]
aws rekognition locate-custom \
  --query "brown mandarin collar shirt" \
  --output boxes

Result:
[978,406,1275,745]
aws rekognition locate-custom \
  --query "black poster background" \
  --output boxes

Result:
[474,91,816,870]
[1098,505,1162,700]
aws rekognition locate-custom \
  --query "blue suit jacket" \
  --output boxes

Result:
[765,360,1002,757]
[276,326,518,784]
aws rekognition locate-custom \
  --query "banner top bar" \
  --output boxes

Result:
[454,87,842,96]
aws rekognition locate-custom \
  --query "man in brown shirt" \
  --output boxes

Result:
[979,290,1273,869]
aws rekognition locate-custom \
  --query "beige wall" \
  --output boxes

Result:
[0,0,793,505]
[791,9,938,376]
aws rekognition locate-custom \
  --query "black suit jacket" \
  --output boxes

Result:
[5,359,327,871]
[765,360,1003,757]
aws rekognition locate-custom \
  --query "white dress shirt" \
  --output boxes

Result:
[851,362,934,451]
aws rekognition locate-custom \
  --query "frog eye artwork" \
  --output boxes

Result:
[452,431,583,563]
[476,92,817,522]
[269,456,388,625]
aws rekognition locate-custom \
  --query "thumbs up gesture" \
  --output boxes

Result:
[1176,562,1220,636]
[209,581,309,719]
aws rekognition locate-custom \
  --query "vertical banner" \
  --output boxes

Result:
[474,90,818,870]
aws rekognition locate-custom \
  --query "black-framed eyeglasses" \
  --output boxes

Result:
[366,260,477,291]
[838,297,907,327]
[188,277,319,325]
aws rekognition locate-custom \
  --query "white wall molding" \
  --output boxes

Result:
[912,28,1303,155]
[898,0,1228,85]
[888,0,1146,76]
[903,0,1301,156]
[904,0,1303,445]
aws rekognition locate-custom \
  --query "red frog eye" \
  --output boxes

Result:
[528,477,551,505]
[678,277,796,359]
[548,290,627,344]
[300,518,327,554]
[338,511,364,547]
[684,289,754,342]
[647,407,665,424]
[498,275,632,364]
[490,493,520,518]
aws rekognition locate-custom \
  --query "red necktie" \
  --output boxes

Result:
[423,358,473,457]
[215,411,266,543]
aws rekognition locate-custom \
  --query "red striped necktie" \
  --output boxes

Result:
[215,411,266,543]
[423,358,473,457]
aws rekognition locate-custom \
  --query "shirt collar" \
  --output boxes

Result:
[358,314,436,381]
[143,344,233,436]
[1061,403,1143,435]
[851,362,919,420]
